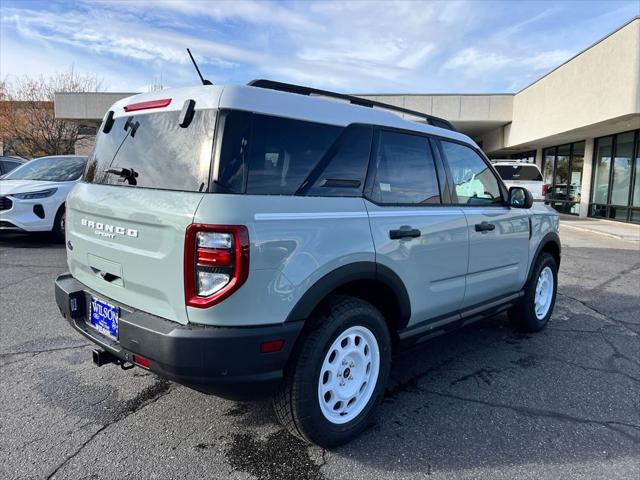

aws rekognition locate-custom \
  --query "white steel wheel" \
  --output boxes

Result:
[534,266,554,320]
[318,325,380,425]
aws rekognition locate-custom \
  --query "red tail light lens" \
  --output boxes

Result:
[542,184,549,195]
[184,224,249,308]
[124,98,172,112]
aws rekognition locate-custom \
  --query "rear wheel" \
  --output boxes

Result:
[509,252,557,332]
[52,206,65,243]
[273,295,391,448]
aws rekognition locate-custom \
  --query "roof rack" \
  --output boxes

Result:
[247,79,457,132]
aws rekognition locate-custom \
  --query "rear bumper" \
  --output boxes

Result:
[54,273,303,400]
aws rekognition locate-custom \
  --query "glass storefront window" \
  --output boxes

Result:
[543,148,555,185]
[571,142,584,205]
[610,132,634,205]
[592,136,613,205]
[554,145,571,200]
[542,141,585,215]
[589,130,640,224]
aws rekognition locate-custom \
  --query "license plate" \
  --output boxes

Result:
[90,297,119,339]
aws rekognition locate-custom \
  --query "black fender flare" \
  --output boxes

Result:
[526,231,561,282]
[285,261,411,329]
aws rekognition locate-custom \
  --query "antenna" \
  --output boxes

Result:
[187,48,212,86]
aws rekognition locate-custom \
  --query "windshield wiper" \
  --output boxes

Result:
[105,167,139,185]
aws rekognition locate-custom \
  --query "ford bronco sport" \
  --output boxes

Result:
[55,80,560,447]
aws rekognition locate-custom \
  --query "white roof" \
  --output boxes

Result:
[109,84,475,146]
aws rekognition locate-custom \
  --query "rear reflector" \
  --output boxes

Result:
[133,355,151,368]
[260,340,284,353]
[197,248,232,267]
[124,98,172,112]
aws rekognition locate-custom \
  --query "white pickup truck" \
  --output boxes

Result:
[492,160,546,200]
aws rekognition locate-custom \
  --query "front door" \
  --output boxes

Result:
[437,139,530,308]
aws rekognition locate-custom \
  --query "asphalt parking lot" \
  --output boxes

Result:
[1,226,638,480]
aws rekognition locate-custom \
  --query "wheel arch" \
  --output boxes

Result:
[285,261,412,335]
[527,231,561,282]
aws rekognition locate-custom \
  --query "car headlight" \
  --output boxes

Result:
[11,188,58,199]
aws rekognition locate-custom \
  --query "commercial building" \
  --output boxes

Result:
[54,17,640,224]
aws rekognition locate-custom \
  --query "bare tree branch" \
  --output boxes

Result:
[0,69,103,158]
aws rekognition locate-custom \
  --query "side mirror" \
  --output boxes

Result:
[509,186,533,209]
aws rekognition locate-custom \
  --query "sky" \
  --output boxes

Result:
[0,0,638,94]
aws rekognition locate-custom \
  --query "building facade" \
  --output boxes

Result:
[54,17,640,223]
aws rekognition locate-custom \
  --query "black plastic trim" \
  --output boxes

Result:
[285,261,412,328]
[397,290,524,348]
[248,79,457,131]
[526,231,561,282]
[55,273,304,400]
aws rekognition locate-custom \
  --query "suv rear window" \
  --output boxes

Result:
[216,111,342,195]
[85,110,216,192]
[495,165,543,181]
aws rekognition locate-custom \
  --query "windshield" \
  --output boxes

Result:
[495,165,543,181]
[4,156,87,181]
[84,109,216,192]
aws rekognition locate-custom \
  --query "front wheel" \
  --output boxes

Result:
[509,252,558,332]
[273,295,391,448]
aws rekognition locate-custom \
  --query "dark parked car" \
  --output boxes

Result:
[0,156,27,177]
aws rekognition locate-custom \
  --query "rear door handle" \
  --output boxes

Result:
[475,221,496,232]
[389,227,421,240]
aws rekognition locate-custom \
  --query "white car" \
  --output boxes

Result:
[0,155,87,240]
[492,160,546,200]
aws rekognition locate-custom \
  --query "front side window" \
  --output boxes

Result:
[440,140,502,205]
[370,131,440,205]
[4,156,87,182]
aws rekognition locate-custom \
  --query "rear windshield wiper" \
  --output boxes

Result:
[105,167,139,185]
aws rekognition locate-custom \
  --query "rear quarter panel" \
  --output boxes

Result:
[187,195,374,326]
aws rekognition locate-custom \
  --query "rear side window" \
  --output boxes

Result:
[439,140,502,205]
[495,165,543,181]
[305,125,373,197]
[370,131,440,205]
[216,111,341,195]
[85,110,216,192]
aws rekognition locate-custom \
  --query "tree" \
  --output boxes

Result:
[0,69,102,158]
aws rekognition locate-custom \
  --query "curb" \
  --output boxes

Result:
[559,222,640,241]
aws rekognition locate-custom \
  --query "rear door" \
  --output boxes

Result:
[437,140,530,308]
[365,130,468,326]
[66,104,217,324]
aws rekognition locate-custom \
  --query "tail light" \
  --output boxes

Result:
[542,184,550,195]
[184,224,249,308]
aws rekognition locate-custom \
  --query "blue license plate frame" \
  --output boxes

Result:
[90,297,119,339]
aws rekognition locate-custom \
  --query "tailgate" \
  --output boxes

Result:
[66,183,204,324]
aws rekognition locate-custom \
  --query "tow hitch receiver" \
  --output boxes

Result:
[92,348,134,370]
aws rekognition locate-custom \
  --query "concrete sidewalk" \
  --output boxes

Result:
[559,214,640,241]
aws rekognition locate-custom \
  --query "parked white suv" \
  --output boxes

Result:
[55,80,560,447]
[492,160,546,200]
[0,155,88,240]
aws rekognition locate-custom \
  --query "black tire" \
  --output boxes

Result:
[273,295,391,448]
[52,206,65,243]
[509,252,558,332]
